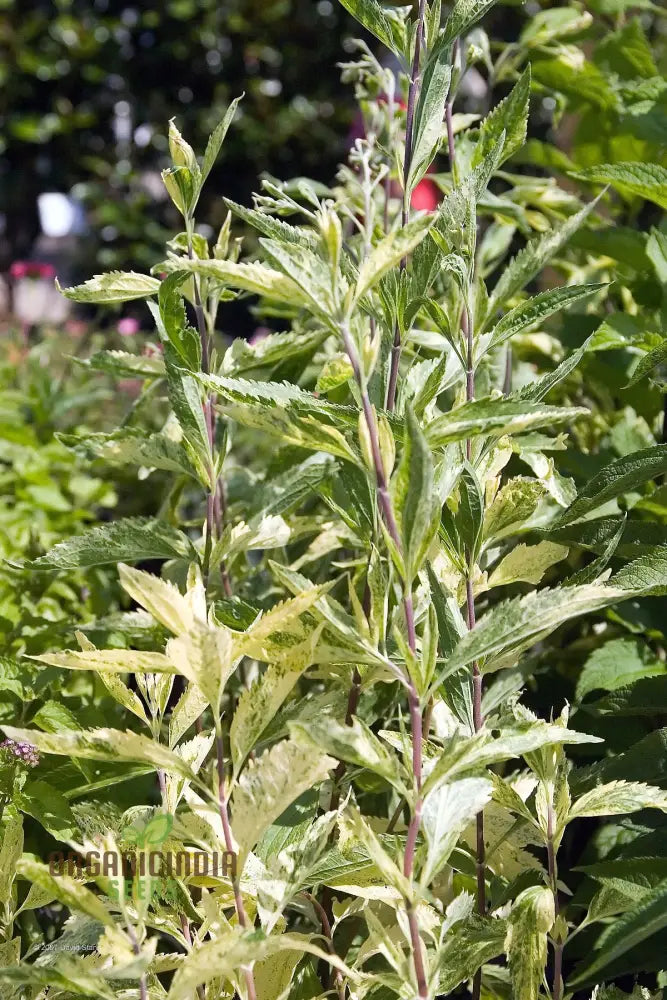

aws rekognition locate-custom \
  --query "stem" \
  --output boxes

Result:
[386,0,428,412]
[304,893,346,1000]
[547,803,563,1000]
[215,729,257,1000]
[180,914,205,1000]
[340,322,427,999]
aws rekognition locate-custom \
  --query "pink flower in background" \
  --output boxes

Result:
[118,316,140,336]
[10,261,56,280]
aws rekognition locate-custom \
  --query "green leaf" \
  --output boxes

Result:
[516,335,593,402]
[626,338,667,387]
[291,717,407,794]
[17,780,77,840]
[575,162,667,210]
[421,777,493,884]
[489,541,568,587]
[489,198,600,315]
[17,857,113,926]
[163,343,213,487]
[437,584,628,680]
[505,886,554,1000]
[167,624,235,715]
[231,657,314,774]
[200,95,242,188]
[488,283,605,351]
[168,928,351,1000]
[472,66,531,169]
[58,428,197,479]
[576,638,665,701]
[2,725,195,777]
[336,0,403,54]
[157,271,201,370]
[612,545,667,594]
[569,879,667,986]
[484,478,546,541]
[408,46,452,189]
[178,256,309,306]
[223,199,317,249]
[393,406,440,581]
[57,271,161,303]
[569,780,667,820]
[261,238,337,317]
[426,399,587,448]
[458,462,484,560]
[441,0,499,46]
[231,739,336,861]
[0,814,22,907]
[23,517,197,571]
[552,445,667,528]
[118,563,197,635]
[355,215,434,302]
[76,349,165,378]
[30,648,175,675]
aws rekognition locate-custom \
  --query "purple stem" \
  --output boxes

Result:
[340,323,427,999]
[447,74,487,995]
[386,0,428,413]
[215,731,257,1000]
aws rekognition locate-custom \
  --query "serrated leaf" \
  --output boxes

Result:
[437,584,629,681]
[23,517,197,571]
[168,682,208,748]
[231,656,314,774]
[408,46,452,189]
[167,624,235,714]
[178,257,309,306]
[58,271,161,303]
[58,428,197,478]
[553,445,667,528]
[570,780,667,820]
[575,161,667,209]
[489,541,568,587]
[118,563,197,635]
[17,857,113,926]
[2,725,195,777]
[231,739,335,861]
[484,478,546,540]
[291,717,407,793]
[30,648,175,675]
[473,66,530,169]
[569,879,667,986]
[488,283,605,351]
[626,338,667,387]
[577,638,665,701]
[426,399,586,448]
[336,0,403,54]
[441,0,499,46]
[157,271,201,370]
[0,814,22,907]
[489,198,600,315]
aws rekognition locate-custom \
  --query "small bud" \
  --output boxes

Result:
[377,414,395,478]
[214,212,232,260]
[168,120,198,172]
[317,207,342,276]
[358,409,375,476]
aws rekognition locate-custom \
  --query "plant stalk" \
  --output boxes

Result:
[547,802,563,1000]
[340,322,427,999]
[386,0,428,412]
[215,729,257,1000]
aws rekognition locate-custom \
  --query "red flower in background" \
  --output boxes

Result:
[10,261,56,280]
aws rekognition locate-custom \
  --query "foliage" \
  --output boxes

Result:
[2,1,667,999]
